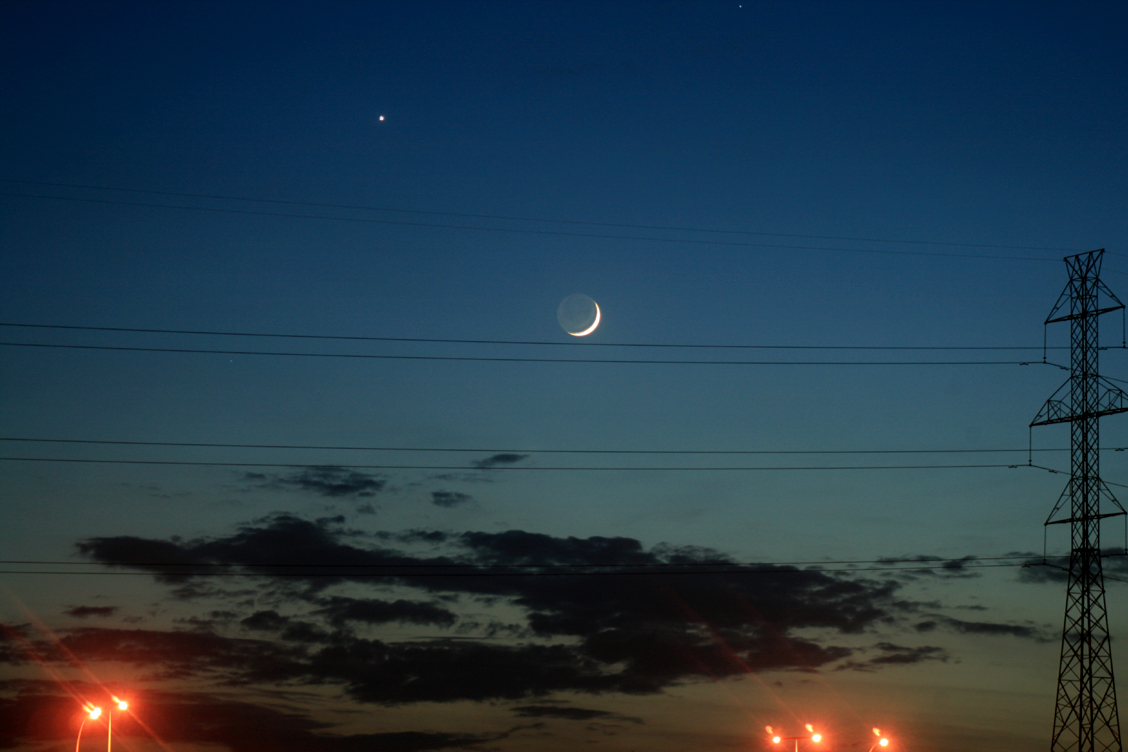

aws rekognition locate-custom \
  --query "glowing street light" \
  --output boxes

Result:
[76,705,101,752]
[868,727,890,752]
[106,696,129,752]
[766,724,824,752]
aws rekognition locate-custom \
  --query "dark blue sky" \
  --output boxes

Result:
[2,2,1128,751]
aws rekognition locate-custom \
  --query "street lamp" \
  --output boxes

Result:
[76,705,101,752]
[766,724,823,752]
[868,728,890,752]
[107,697,128,752]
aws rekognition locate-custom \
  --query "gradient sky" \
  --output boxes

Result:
[3,2,1128,751]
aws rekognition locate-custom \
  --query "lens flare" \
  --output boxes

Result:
[88,706,102,720]
[766,727,774,735]
[773,737,781,744]
[880,740,889,747]
[805,724,814,733]
[811,734,822,743]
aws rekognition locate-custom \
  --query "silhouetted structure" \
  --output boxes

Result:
[1032,249,1126,752]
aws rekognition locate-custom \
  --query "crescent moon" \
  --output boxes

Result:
[570,302,601,337]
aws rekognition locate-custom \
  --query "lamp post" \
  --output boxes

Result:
[767,724,823,752]
[107,697,128,752]
[76,705,101,752]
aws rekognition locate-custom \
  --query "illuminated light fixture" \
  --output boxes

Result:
[768,724,823,751]
[868,729,892,752]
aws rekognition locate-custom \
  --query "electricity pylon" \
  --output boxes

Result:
[1032,249,1127,752]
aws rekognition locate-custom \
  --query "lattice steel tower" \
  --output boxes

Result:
[1032,249,1127,752]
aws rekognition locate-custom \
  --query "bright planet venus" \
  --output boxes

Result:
[557,293,601,336]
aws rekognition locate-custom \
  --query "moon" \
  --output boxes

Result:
[557,294,601,336]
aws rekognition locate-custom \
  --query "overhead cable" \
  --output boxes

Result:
[0,554,1038,570]
[0,190,1064,262]
[0,321,1064,351]
[0,436,1086,455]
[0,341,1040,366]
[0,178,1083,252]
[0,456,1023,470]
[0,562,1029,578]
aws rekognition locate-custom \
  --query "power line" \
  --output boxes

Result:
[0,554,1037,570]
[0,456,1023,470]
[0,341,1039,366]
[0,190,1066,262]
[0,178,1083,253]
[0,321,1064,351]
[0,436,1086,455]
[0,563,1029,578]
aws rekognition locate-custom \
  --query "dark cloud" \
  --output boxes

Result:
[176,610,240,632]
[511,705,644,723]
[0,626,311,686]
[914,615,1053,642]
[77,514,386,584]
[472,453,528,469]
[246,467,386,498]
[869,642,948,665]
[835,642,948,672]
[427,472,497,484]
[67,515,1023,706]
[64,606,117,618]
[387,530,449,544]
[241,610,291,632]
[431,491,473,508]
[240,611,331,643]
[876,555,981,579]
[458,529,653,566]
[315,597,457,628]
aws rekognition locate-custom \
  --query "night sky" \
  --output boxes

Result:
[2,2,1128,751]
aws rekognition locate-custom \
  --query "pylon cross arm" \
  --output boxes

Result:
[1031,379,1128,426]
[1047,304,1124,324]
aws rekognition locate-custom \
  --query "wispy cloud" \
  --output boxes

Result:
[876,554,982,579]
[835,643,949,672]
[915,615,1054,642]
[431,491,473,508]
[245,467,386,498]
[471,453,529,469]
[64,606,118,618]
